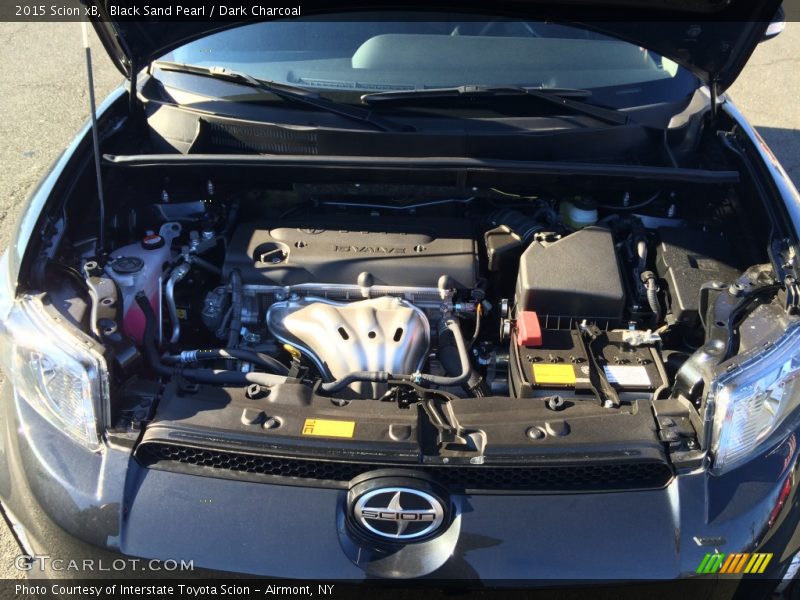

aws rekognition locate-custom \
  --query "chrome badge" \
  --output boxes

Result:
[353,487,446,541]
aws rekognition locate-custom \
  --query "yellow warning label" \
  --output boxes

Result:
[302,418,355,438]
[532,363,576,385]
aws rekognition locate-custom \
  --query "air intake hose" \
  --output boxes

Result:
[486,209,546,243]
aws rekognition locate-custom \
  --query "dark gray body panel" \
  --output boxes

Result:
[1,380,799,582]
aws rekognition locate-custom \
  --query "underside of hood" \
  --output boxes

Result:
[89,0,782,93]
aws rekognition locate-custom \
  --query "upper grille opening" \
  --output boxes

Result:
[135,442,673,492]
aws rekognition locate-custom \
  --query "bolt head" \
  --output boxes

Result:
[527,427,545,440]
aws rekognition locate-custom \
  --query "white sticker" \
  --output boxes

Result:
[603,365,651,387]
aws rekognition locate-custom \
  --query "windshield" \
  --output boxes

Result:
[159,13,687,94]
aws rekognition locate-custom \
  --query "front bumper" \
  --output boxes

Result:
[1,381,799,587]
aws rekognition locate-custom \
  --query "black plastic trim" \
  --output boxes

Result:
[103,152,740,184]
[135,440,674,494]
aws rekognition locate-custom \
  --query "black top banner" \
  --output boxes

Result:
[1,0,798,22]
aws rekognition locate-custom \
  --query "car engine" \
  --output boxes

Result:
[186,214,481,399]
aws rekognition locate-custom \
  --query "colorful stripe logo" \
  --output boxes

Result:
[696,553,773,574]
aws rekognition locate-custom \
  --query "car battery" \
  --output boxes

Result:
[592,330,666,398]
[510,329,594,398]
[510,328,666,401]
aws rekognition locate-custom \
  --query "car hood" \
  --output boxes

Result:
[89,0,782,93]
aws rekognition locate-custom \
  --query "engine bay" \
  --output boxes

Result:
[125,184,750,402]
[35,161,791,470]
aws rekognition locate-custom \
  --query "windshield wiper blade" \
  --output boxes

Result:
[153,61,411,133]
[361,85,628,126]
[363,85,593,101]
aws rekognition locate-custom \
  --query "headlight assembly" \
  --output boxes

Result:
[709,324,800,474]
[0,293,108,452]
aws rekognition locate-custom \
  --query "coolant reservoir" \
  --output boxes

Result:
[560,198,598,229]
[105,222,182,343]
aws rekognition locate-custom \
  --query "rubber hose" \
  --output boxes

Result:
[166,262,191,344]
[227,269,242,349]
[135,293,285,386]
[166,349,290,375]
[190,256,222,276]
[439,323,471,377]
[421,317,471,387]
[646,278,662,323]
[319,371,394,393]
[469,304,482,349]
[135,292,173,378]
[636,239,647,272]
[439,324,489,397]
[215,306,233,339]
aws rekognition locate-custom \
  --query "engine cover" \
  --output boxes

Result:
[266,296,430,398]
[224,216,478,289]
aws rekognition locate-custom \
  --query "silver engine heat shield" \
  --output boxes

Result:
[266,296,430,398]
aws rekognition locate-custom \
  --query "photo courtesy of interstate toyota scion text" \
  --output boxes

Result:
[1,1,799,596]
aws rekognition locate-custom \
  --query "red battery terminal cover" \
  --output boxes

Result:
[516,310,543,347]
